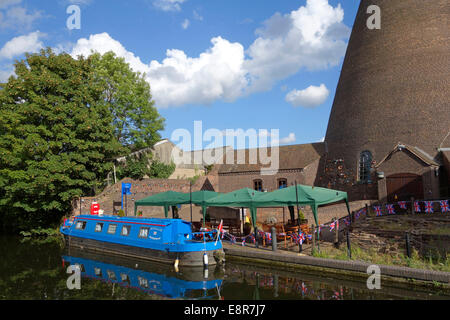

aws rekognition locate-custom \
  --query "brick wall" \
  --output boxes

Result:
[71,176,213,217]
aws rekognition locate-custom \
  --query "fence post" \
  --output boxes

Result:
[271,227,277,252]
[311,224,316,255]
[298,231,303,253]
[346,229,352,259]
[334,217,339,248]
[405,232,411,258]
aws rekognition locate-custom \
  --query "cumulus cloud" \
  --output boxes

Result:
[275,133,296,145]
[64,0,349,108]
[153,0,186,12]
[285,84,330,108]
[70,32,150,74]
[244,0,350,92]
[0,31,45,60]
[147,36,248,107]
[0,4,43,31]
[259,130,296,145]
[0,0,21,9]
[181,18,189,29]
[193,10,203,21]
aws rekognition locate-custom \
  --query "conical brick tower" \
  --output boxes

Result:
[320,0,449,201]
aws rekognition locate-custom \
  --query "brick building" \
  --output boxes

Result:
[315,0,450,202]
[75,1,449,224]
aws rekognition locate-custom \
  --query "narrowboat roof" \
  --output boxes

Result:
[73,215,189,227]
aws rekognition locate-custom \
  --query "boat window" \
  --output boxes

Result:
[121,225,131,236]
[95,223,104,232]
[138,277,148,288]
[107,270,117,280]
[120,273,130,284]
[138,227,149,239]
[75,220,87,230]
[74,263,85,273]
[107,224,117,234]
[94,267,102,277]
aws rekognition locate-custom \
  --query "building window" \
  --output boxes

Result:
[254,179,263,191]
[139,227,149,239]
[121,225,131,236]
[107,224,117,234]
[278,179,287,189]
[359,150,373,183]
[75,221,86,230]
[95,223,104,232]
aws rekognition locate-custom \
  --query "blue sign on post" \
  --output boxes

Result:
[121,183,132,210]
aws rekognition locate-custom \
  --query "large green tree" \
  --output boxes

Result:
[0,49,123,231]
[89,51,165,150]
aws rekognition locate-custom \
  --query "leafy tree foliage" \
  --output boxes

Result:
[116,152,175,180]
[89,51,165,150]
[0,49,123,231]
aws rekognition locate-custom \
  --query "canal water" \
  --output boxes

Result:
[0,235,447,300]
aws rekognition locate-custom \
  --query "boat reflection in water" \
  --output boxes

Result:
[62,248,224,300]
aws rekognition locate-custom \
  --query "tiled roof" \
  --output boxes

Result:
[217,143,326,174]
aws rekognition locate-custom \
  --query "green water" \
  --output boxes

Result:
[0,235,448,300]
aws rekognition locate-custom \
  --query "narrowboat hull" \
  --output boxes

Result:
[63,234,223,267]
[60,215,225,268]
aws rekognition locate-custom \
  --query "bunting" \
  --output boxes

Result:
[386,204,396,215]
[373,206,383,216]
[424,201,434,213]
[414,201,421,212]
[398,201,407,209]
[440,200,449,213]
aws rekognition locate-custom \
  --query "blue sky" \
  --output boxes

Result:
[0,0,360,150]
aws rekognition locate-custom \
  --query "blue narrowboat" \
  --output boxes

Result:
[60,215,225,267]
[62,253,223,299]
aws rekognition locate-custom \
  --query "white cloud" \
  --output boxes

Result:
[0,0,21,9]
[285,84,329,108]
[67,0,92,4]
[273,133,296,145]
[0,5,43,31]
[153,0,186,12]
[0,31,45,60]
[146,36,247,107]
[244,0,350,92]
[181,18,189,30]
[193,10,203,21]
[70,32,150,74]
[64,0,349,109]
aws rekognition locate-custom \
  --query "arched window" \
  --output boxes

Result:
[359,151,373,183]
[278,178,287,189]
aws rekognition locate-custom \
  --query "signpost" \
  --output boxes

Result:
[121,183,132,216]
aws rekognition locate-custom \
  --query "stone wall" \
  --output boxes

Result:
[71,176,213,217]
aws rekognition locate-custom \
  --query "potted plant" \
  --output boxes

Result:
[298,209,308,225]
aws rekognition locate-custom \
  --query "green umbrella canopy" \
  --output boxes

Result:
[255,184,349,225]
[190,190,221,206]
[205,188,265,208]
[135,191,191,207]
[255,185,347,207]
